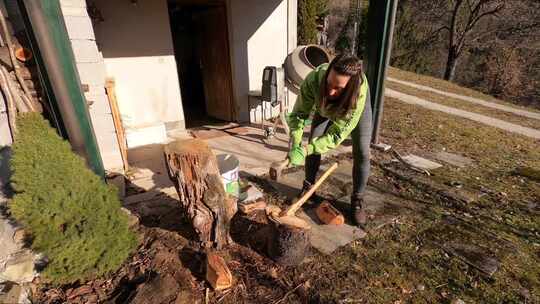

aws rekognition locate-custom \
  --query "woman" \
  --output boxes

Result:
[287,54,372,227]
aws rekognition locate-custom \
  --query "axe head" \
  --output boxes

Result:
[269,159,289,181]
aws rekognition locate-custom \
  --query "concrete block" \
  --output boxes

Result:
[401,154,443,170]
[59,0,86,8]
[60,5,87,17]
[76,62,106,85]
[88,93,112,116]
[101,153,124,173]
[63,15,95,40]
[431,151,474,168]
[298,208,366,255]
[70,40,101,63]
[89,113,116,134]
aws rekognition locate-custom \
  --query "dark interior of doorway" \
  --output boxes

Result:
[168,2,227,129]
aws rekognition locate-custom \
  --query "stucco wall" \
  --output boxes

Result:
[228,0,296,123]
[92,0,184,147]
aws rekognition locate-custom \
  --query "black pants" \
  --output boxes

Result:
[305,99,373,196]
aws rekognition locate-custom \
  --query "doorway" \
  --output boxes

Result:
[168,1,234,129]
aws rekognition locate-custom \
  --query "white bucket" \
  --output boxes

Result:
[216,154,240,197]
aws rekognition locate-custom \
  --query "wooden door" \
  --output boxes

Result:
[196,6,234,121]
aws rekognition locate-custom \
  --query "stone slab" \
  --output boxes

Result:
[431,151,474,168]
[321,160,354,184]
[298,208,366,255]
[401,154,443,170]
[267,170,304,199]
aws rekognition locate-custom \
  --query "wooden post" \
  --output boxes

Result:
[164,139,237,249]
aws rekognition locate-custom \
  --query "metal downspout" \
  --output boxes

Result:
[363,0,398,144]
[16,0,105,176]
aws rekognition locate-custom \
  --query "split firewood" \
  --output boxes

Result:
[315,201,344,225]
[205,251,233,291]
[238,199,267,214]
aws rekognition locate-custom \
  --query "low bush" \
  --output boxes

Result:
[9,113,137,284]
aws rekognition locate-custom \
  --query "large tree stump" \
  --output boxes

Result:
[164,139,237,249]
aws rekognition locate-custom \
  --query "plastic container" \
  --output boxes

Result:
[216,154,240,197]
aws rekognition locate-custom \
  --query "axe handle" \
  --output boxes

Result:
[283,162,339,217]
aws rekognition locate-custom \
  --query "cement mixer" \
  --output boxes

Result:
[261,45,331,139]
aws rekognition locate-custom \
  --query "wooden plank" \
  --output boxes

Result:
[105,78,129,171]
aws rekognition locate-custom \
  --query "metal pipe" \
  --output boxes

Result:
[364,0,398,144]
[17,0,105,176]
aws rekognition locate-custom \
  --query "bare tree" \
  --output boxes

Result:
[440,0,506,81]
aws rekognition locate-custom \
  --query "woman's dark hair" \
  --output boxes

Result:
[319,54,363,117]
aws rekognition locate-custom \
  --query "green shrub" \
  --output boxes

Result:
[9,113,137,284]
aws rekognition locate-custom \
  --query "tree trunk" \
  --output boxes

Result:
[164,139,237,249]
[444,46,459,81]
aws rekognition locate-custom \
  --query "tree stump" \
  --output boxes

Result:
[164,139,237,249]
[267,216,311,266]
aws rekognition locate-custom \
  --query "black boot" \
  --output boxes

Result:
[350,194,367,228]
[298,180,322,207]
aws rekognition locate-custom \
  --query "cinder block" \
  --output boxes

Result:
[63,15,95,40]
[77,62,106,86]
[88,93,112,116]
[90,113,117,134]
[70,40,101,63]
[60,6,87,17]
[93,130,123,171]
[59,0,86,8]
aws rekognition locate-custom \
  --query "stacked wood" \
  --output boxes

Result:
[164,139,237,249]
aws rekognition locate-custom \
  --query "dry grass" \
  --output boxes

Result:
[388,67,540,114]
[386,80,540,130]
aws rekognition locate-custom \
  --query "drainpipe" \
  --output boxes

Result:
[363,0,398,144]
[16,0,105,177]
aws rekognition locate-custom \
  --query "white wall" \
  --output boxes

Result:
[93,0,184,147]
[228,0,294,123]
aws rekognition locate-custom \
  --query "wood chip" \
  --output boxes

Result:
[206,252,233,291]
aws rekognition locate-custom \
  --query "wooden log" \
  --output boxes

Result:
[238,199,267,214]
[267,220,310,266]
[164,139,237,249]
[205,251,233,290]
[315,201,345,225]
